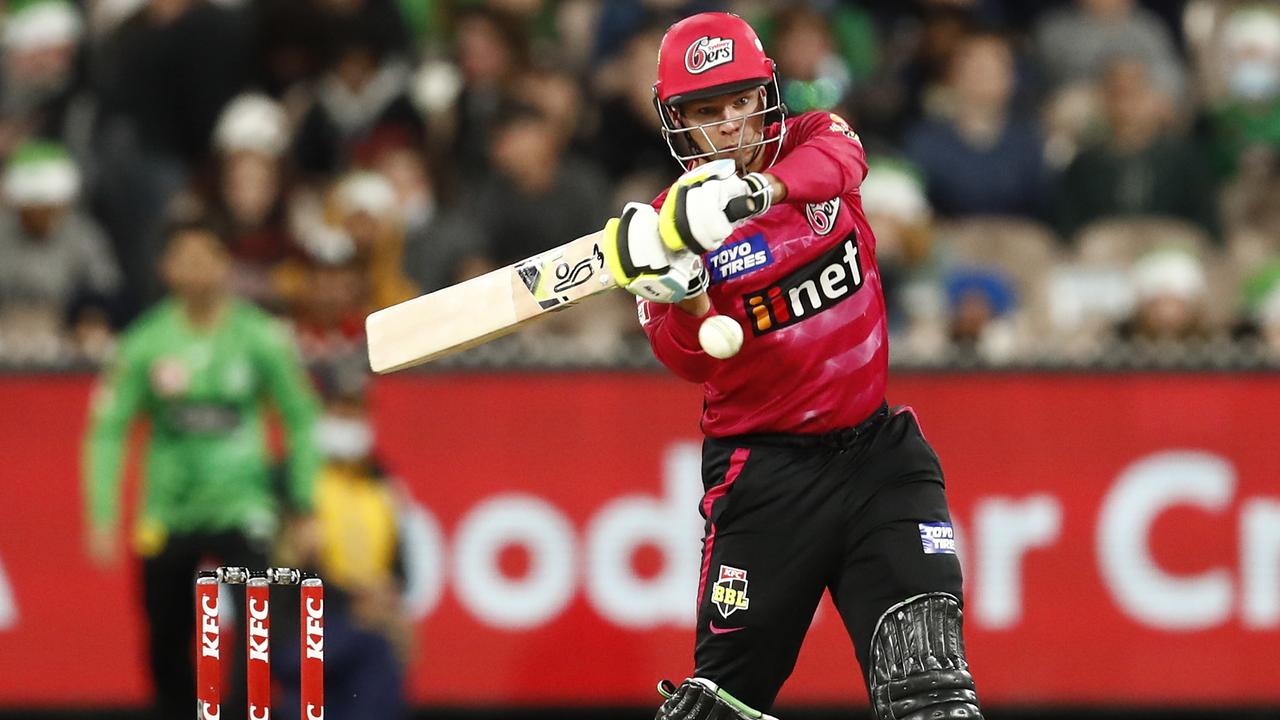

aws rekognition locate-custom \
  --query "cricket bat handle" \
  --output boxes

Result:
[725,195,759,223]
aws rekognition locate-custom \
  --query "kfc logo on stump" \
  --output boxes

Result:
[684,36,735,74]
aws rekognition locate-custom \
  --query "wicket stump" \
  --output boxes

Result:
[196,567,324,719]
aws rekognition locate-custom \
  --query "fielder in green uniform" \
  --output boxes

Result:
[84,220,320,720]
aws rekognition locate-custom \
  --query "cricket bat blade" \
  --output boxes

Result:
[366,230,611,373]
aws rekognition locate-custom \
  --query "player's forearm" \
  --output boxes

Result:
[84,423,128,528]
[276,394,320,511]
[284,431,319,512]
[83,367,142,528]
[761,172,788,204]
[676,294,712,317]
[766,114,867,204]
[769,143,865,204]
[265,319,321,478]
[643,303,720,383]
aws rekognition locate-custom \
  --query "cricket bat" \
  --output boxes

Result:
[365,192,758,374]
[366,230,612,373]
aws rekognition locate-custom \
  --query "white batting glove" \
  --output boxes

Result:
[603,202,708,304]
[658,158,772,254]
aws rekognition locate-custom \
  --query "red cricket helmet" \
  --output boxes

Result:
[652,12,786,170]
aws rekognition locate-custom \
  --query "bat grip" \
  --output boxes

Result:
[725,196,758,223]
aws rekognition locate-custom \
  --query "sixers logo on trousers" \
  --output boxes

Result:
[685,36,735,74]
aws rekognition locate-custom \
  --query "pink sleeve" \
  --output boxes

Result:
[767,112,868,205]
[650,187,670,212]
[635,188,719,383]
[638,299,719,383]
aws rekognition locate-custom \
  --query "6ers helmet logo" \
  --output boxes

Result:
[654,13,774,105]
[685,36,734,74]
[654,12,784,169]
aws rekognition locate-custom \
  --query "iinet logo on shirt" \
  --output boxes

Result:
[740,236,864,335]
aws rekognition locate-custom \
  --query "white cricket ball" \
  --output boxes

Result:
[698,315,744,359]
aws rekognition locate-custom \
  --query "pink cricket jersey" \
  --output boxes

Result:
[641,111,888,437]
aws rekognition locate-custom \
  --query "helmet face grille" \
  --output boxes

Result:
[652,12,786,172]
[655,76,788,172]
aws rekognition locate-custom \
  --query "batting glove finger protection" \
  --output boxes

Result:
[623,251,708,304]
[655,678,779,720]
[659,159,748,255]
[604,202,707,304]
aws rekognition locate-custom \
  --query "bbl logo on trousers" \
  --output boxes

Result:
[711,565,751,618]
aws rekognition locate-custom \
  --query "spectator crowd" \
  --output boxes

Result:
[2,0,1279,370]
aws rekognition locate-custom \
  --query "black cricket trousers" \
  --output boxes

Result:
[692,404,965,711]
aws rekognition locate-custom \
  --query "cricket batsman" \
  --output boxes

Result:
[84,220,321,720]
[602,13,984,720]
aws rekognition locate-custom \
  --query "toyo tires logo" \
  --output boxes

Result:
[685,36,734,74]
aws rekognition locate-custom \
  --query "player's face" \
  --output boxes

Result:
[678,87,767,171]
[162,229,231,303]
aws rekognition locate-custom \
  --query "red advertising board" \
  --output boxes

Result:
[0,373,1277,708]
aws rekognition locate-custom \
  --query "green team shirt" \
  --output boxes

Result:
[85,299,320,537]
